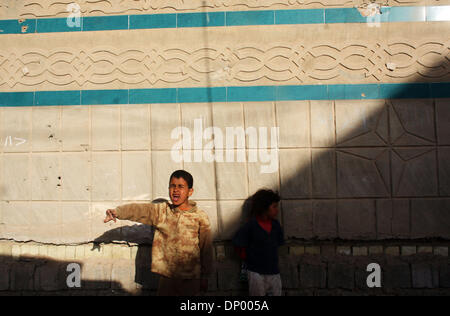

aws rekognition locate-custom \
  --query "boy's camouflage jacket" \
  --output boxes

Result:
[115,200,214,279]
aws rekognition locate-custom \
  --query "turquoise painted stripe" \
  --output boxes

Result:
[178,87,227,103]
[0,19,36,34]
[277,85,328,100]
[326,6,426,23]
[389,7,427,22]
[37,17,81,33]
[275,9,324,25]
[82,15,128,31]
[129,88,177,104]
[0,92,34,106]
[228,86,277,102]
[226,10,275,26]
[35,91,81,106]
[379,83,431,99]
[81,89,128,105]
[430,83,450,98]
[2,6,450,34]
[328,84,380,100]
[1,83,449,106]
[381,6,426,22]
[130,14,176,29]
[178,12,225,28]
[325,8,368,23]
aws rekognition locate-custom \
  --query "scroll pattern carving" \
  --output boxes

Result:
[0,40,448,89]
[0,0,446,18]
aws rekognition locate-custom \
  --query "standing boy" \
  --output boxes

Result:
[104,170,214,296]
[232,189,284,296]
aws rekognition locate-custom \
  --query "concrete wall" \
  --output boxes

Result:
[1,99,450,244]
[0,0,449,295]
[0,240,449,295]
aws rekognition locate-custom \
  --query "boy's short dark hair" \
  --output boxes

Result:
[250,189,281,217]
[169,170,194,189]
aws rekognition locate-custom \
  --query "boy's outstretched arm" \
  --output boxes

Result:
[104,203,160,226]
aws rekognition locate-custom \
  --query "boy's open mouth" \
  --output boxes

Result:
[172,194,181,203]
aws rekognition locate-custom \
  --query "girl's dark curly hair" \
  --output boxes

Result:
[250,189,281,217]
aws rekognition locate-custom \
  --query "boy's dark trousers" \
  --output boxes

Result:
[157,276,202,296]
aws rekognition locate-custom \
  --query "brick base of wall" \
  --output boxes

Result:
[0,240,449,296]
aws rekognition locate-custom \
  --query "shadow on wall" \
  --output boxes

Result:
[193,5,450,242]
[1,19,449,295]
[0,254,132,295]
[93,225,156,291]
[92,198,165,289]
[87,56,450,291]
[219,61,450,242]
